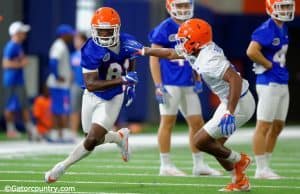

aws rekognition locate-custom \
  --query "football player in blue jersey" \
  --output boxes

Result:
[2,21,38,140]
[246,0,295,179]
[148,0,220,176]
[45,7,141,183]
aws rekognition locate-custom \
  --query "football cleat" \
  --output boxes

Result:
[45,162,66,183]
[193,164,222,176]
[234,153,252,183]
[117,128,131,162]
[219,176,250,192]
[159,165,187,176]
[254,167,282,180]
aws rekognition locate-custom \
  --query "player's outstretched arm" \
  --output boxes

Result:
[222,67,242,114]
[143,47,183,60]
[247,41,272,69]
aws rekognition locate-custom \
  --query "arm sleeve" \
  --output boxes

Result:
[49,59,59,79]
[251,28,273,47]
[3,44,19,60]
[80,46,101,71]
[148,27,168,46]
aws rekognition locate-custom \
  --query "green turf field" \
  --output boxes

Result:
[0,139,299,194]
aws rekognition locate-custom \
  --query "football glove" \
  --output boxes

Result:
[122,71,138,85]
[124,85,136,107]
[124,39,145,56]
[155,84,168,104]
[219,111,236,136]
[193,81,203,94]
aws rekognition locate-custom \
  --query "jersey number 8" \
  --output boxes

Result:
[106,63,123,80]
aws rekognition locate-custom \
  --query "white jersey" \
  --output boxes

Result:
[190,42,249,103]
[47,39,72,89]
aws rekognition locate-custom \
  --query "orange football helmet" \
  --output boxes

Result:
[91,7,121,47]
[175,18,212,55]
[266,0,295,21]
[166,0,194,21]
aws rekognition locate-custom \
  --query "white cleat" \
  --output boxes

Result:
[45,162,66,183]
[255,167,282,180]
[159,165,187,176]
[117,128,131,162]
[193,164,223,176]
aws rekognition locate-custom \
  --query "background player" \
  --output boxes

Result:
[2,21,37,139]
[130,18,255,192]
[148,0,220,176]
[70,32,87,140]
[45,7,141,183]
[47,24,74,141]
[246,0,295,179]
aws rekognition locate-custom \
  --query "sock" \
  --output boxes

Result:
[228,170,235,183]
[255,154,268,172]
[192,152,204,169]
[104,131,122,144]
[160,153,172,167]
[62,140,91,169]
[265,152,272,166]
[226,150,241,163]
[7,122,16,131]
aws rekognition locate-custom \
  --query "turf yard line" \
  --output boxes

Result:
[1,170,300,181]
[1,162,300,169]
[1,163,299,174]
[14,157,300,164]
[0,179,300,190]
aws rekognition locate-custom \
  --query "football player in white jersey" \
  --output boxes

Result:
[148,0,220,176]
[47,24,74,141]
[128,19,255,192]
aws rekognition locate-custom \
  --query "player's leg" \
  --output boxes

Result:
[49,88,64,139]
[180,87,221,176]
[16,85,39,140]
[195,92,255,191]
[45,92,126,183]
[70,85,82,139]
[158,86,185,176]
[254,85,280,179]
[3,86,20,138]
[264,85,289,178]
[193,128,251,192]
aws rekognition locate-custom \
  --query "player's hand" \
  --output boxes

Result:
[193,81,203,94]
[124,85,136,107]
[155,84,168,104]
[219,111,236,136]
[124,39,144,56]
[122,71,138,85]
[21,57,29,66]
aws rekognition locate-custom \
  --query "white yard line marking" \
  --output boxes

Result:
[12,157,300,164]
[0,179,299,189]
[1,161,300,168]
[0,170,300,180]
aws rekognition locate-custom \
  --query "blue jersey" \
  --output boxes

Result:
[2,40,25,86]
[71,50,84,87]
[251,18,289,85]
[81,33,138,100]
[148,18,194,86]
